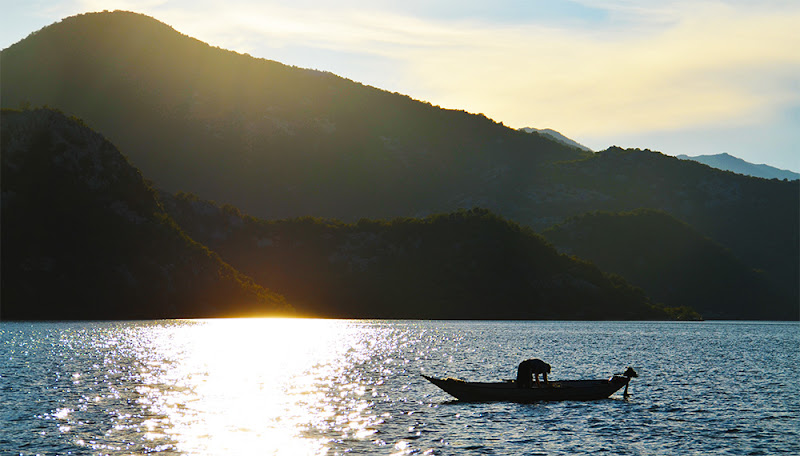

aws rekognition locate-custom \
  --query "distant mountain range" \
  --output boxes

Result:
[2,108,688,320]
[676,153,799,180]
[1,11,797,319]
[519,127,593,151]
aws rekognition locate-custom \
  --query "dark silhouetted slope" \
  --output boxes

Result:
[0,108,290,320]
[542,209,795,319]
[547,148,799,312]
[161,193,697,320]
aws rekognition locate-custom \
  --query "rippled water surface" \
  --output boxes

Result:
[1,320,798,455]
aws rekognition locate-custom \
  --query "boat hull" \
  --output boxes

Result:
[422,375,629,402]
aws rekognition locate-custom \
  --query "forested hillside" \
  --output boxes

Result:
[161,193,697,320]
[0,10,583,222]
[2,11,796,319]
[546,148,799,306]
[0,109,290,319]
[543,210,795,319]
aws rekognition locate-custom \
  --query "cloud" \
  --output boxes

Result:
[393,3,800,136]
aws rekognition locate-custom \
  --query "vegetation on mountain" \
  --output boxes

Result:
[547,148,799,308]
[162,193,698,320]
[1,109,290,320]
[542,209,795,319]
[1,11,796,319]
[0,10,585,222]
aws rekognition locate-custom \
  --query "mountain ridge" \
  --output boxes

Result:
[0,107,694,320]
[2,11,797,315]
[0,10,588,222]
[519,127,593,151]
[676,152,799,180]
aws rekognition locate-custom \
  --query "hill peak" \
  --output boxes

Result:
[519,127,593,152]
[2,11,585,221]
[676,152,799,180]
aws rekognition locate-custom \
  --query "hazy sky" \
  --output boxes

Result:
[2,0,799,171]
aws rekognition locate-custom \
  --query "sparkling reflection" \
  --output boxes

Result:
[5,320,797,455]
[124,318,394,455]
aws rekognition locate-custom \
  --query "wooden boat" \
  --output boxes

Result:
[422,368,636,403]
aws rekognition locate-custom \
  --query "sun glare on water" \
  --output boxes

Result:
[129,318,379,455]
[9,320,798,455]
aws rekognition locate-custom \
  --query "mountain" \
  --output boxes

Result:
[0,108,694,321]
[519,127,592,151]
[676,153,799,180]
[547,147,799,308]
[2,11,797,317]
[542,209,795,320]
[0,108,291,320]
[0,10,587,222]
[161,193,696,320]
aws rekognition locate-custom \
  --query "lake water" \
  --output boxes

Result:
[1,320,798,455]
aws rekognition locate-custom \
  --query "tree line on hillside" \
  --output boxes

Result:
[3,107,787,321]
[163,193,699,320]
[543,209,796,320]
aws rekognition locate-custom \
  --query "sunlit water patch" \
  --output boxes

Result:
[1,320,798,455]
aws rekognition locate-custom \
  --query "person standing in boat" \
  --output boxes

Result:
[516,358,550,388]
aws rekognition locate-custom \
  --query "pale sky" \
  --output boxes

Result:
[2,0,799,172]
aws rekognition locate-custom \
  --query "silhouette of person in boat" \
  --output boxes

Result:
[516,358,550,388]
